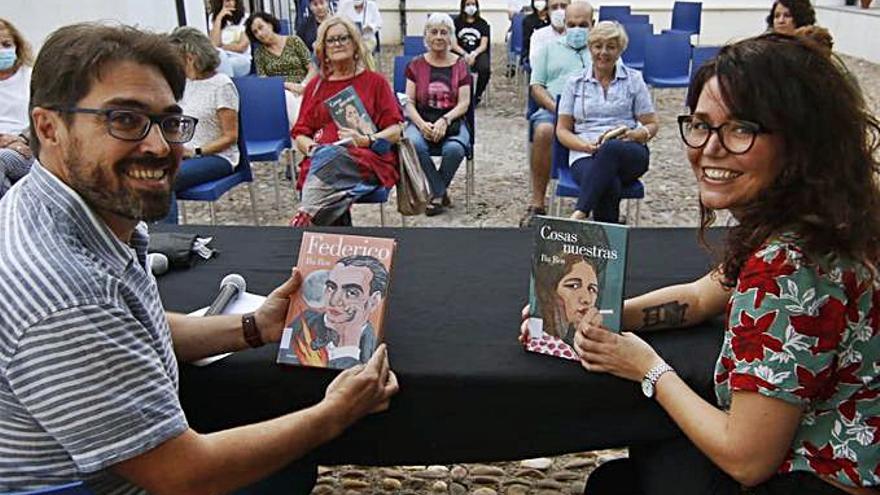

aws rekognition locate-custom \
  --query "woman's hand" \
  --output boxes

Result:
[338,128,370,147]
[579,139,599,154]
[284,82,304,95]
[0,134,31,160]
[519,304,531,346]
[418,121,436,141]
[216,7,233,22]
[430,117,448,142]
[621,127,650,144]
[573,316,664,382]
[465,53,476,67]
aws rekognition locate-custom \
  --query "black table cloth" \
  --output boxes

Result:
[154,225,725,466]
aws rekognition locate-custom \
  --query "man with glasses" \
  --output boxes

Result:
[0,23,397,494]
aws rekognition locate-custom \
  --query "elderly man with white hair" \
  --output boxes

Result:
[403,13,472,216]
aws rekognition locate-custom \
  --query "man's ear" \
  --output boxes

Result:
[366,291,382,313]
[31,107,67,154]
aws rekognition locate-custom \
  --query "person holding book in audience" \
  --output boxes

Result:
[291,15,402,227]
[451,0,491,106]
[297,0,333,50]
[208,0,252,77]
[161,27,240,224]
[247,12,316,128]
[404,13,473,216]
[766,0,815,35]
[525,33,879,495]
[0,18,34,200]
[556,21,658,223]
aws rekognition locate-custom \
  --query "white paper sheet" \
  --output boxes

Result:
[188,291,266,367]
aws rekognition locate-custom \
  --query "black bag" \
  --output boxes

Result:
[148,232,212,269]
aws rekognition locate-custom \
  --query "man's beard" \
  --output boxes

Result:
[64,139,176,222]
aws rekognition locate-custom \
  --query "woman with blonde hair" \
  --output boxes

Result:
[0,18,34,199]
[291,16,402,226]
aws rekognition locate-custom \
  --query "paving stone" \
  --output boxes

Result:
[451,465,469,480]
[502,478,534,487]
[341,478,370,489]
[469,465,506,477]
[519,458,552,470]
[415,468,451,479]
[341,469,369,479]
[471,488,498,495]
[380,468,407,479]
[506,485,530,495]
[513,468,546,479]
[471,475,501,485]
[450,482,468,495]
[535,479,564,490]
[432,481,449,492]
[562,458,596,470]
[552,470,583,482]
[382,478,403,491]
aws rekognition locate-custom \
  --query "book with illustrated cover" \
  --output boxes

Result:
[526,216,629,361]
[325,86,376,136]
[277,232,396,369]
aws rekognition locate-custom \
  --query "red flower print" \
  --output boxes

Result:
[738,250,796,307]
[730,310,782,362]
[842,271,868,323]
[790,298,846,353]
[836,362,862,385]
[730,373,777,392]
[716,356,734,384]
[838,400,857,421]
[867,417,880,445]
[803,442,862,485]
[794,364,837,402]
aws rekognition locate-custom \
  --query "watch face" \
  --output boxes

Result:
[641,379,653,398]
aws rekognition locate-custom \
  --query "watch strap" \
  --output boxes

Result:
[242,312,264,348]
[644,362,675,395]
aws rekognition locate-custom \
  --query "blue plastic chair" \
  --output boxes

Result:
[403,36,426,56]
[178,113,259,226]
[6,482,94,495]
[232,76,293,210]
[627,14,650,24]
[691,45,720,76]
[642,31,692,88]
[279,19,291,35]
[354,187,403,227]
[510,12,526,82]
[599,6,632,22]
[621,22,652,71]
[549,96,645,224]
[665,1,702,43]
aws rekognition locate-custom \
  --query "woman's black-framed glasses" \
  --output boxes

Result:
[326,34,352,46]
[677,115,766,155]
[50,107,198,144]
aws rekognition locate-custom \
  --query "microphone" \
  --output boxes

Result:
[148,253,169,276]
[204,273,246,316]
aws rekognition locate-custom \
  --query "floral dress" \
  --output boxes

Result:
[714,234,879,488]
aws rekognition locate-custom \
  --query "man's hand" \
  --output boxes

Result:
[323,344,399,427]
[254,268,302,343]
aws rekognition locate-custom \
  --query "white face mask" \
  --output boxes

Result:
[464,5,478,15]
[353,0,364,6]
[549,9,566,29]
[533,0,547,11]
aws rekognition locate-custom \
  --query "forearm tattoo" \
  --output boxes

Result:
[641,301,690,329]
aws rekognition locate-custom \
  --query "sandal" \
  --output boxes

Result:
[425,199,445,217]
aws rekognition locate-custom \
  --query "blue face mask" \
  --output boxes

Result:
[0,48,16,71]
[565,27,588,50]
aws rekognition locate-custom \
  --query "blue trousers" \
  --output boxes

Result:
[405,122,470,200]
[570,140,649,223]
[162,154,234,224]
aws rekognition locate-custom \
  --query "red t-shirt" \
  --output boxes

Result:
[405,56,471,119]
[292,70,403,189]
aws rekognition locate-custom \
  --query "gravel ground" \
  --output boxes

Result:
[177,46,880,494]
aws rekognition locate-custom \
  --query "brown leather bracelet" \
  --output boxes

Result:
[242,312,264,348]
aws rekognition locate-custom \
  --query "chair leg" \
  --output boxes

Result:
[466,157,474,214]
[248,183,259,226]
[401,214,407,227]
[625,198,632,225]
[209,202,217,226]
[635,199,641,227]
[379,202,386,227]
[180,201,188,225]
[272,161,282,211]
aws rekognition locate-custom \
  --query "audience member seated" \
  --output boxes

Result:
[452,0,491,106]
[405,13,472,217]
[247,12,315,128]
[556,21,657,223]
[766,0,815,35]
[336,0,382,53]
[209,0,252,76]
[164,27,240,224]
[0,18,33,200]
[529,0,569,66]
[506,0,531,76]
[525,33,880,495]
[522,0,550,66]
[291,16,402,227]
[297,0,333,50]
[520,0,594,227]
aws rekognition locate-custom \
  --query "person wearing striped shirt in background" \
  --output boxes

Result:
[0,23,397,494]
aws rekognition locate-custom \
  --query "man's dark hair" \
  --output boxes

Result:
[766,0,815,30]
[245,12,282,42]
[689,33,880,285]
[337,255,389,296]
[29,23,186,158]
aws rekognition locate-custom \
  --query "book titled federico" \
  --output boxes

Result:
[526,216,628,361]
[325,86,376,136]
[277,232,396,370]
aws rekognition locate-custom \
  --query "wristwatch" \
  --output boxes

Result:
[641,362,675,398]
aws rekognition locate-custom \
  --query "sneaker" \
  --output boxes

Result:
[519,206,547,228]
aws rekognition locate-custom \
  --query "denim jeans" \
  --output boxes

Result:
[570,139,649,223]
[161,154,234,224]
[405,121,470,200]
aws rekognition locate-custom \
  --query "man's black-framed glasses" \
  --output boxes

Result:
[677,115,766,155]
[50,107,198,144]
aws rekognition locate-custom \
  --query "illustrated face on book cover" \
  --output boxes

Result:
[322,261,383,337]
[537,252,606,345]
[556,258,600,328]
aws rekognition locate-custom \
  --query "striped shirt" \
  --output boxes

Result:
[0,162,188,494]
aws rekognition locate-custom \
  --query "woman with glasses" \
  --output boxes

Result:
[404,13,472,216]
[164,27,240,224]
[0,18,34,200]
[556,21,658,223]
[291,16,402,226]
[528,33,879,495]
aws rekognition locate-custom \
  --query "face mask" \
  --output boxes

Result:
[565,27,588,49]
[464,5,478,16]
[533,0,546,11]
[0,48,15,71]
[549,9,566,29]
[353,0,364,6]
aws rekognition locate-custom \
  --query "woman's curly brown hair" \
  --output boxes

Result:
[687,33,880,286]
[766,0,816,30]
